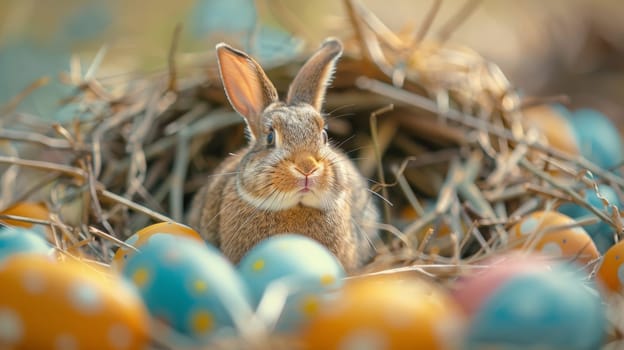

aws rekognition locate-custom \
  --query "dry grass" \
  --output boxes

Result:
[1,0,623,348]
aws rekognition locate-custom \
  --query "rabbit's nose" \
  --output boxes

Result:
[294,154,320,176]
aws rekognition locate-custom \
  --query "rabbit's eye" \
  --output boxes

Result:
[266,130,275,146]
[321,130,328,144]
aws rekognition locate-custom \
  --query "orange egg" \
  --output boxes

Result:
[0,255,150,350]
[509,211,600,266]
[0,202,49,228]
[596,240,624,293]
[112,222,202,268]
[523,104,579,157]
[299,276,465,350]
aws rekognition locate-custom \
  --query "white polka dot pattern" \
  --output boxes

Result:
[0,308,23,344]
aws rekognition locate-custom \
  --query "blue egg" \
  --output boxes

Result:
[568,108,623,170]
[237,234,346,332]
[0,226,53,262]
[559,184,620,253]
[466,265,606,350]
[122,234,253,344]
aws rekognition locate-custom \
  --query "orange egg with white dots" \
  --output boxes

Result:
[0,255,150,350]
[509,211,600,266]
[0,202,49,228]
[113,221,202,268]
[299,276,465,350]
[596,240,624,293]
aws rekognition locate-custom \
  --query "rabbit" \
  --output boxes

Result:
[187,38,379,272]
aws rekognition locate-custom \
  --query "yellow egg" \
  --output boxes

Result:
[523,104,579,157]
[0,255,150,350]
[509,211,600,266]
[0,202,49,228]
[299,275,465,350]
[596,240,624,293]
[113,222,202,268]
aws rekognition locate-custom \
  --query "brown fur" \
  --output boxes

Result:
[187,39,378,272]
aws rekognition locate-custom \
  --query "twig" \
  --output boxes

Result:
[99,189,173,223]
[369,104,395,226]
[167,23,183,93]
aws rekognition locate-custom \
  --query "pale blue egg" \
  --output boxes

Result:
[237,234,346,332]
[466,265,606,350]
[0,226,53,262]
[568,108,624,170]
[122,234,253,345]
[559,184,620,253]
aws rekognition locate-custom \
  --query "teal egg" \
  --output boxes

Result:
[466,265,606,350]
[559,184,620,253]
[0,226,53,262]
[568,108,623,170]
[122,234,253,344]
[237,234,346,332]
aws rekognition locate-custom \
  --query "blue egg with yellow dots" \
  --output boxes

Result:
[122,234,253,345]
[559,184,621,253]
[238,234,346,332]
[0,225,53,262]
[568,108,624,171]
[466,264,606,350]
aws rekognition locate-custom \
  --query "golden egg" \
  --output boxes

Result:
[596,240,624,293]
[299,275,465,350]
[113,222,202,268]
[0,202,49,228]
[509,210,600,266]
[0,255,150,350]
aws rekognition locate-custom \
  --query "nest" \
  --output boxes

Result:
[1,0,624,348]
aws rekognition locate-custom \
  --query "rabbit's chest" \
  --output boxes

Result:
[219,201,356,267]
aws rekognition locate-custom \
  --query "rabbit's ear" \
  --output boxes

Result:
[216,43,278,139]
[286,38,343,111]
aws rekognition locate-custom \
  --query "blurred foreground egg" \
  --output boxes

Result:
[509,211,600,266]
[467,265,606,349]
[300,276,465,350]
[237,234,345,332]
[0,255,149,350]
[0,226,53,262]
[559,184,620,253]
[113,221,202,268]
[452,253,552,315]
[122,235,252,344]
[596,240,624,293]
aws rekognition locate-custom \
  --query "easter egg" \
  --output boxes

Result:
[0,202,49,228]
[559,184,620,253]
[466,265,606,349]
[0,255,149,350]
[596,240,624,293]
[509,210,600,266]
[0,226,53,262]
[122,234,253,344]
[237,234,346,332]
[523,104,579,156]
[112,221,202,268]
[452,253,552,315]
[568,108,623,170]
[300,276,465,350]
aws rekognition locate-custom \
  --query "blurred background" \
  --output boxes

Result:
[1,0,624,126]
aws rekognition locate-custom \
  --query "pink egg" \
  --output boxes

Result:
[452,253,553,315]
